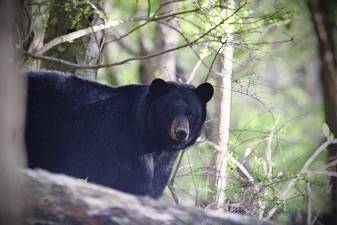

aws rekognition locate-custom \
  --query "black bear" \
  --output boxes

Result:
[25,70,213,198]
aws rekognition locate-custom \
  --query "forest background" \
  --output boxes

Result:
[2,0,337,224]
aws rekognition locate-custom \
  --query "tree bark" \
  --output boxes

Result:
[207,0,235,209]
[0,1,27,225]
[307,0,337,224]
[23,0,51,69]
[139,32,156,84]
[15,0,32,53]
[25,169,274,225]
[41,0,104,80]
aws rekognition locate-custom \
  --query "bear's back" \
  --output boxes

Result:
[26,70,144,112]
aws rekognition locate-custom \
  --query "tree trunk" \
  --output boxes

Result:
[24,0,51,69]
[139,32,156,84]
[41,0,104,80]
[140,0,179,83]
[307,0,337,224]
[0,1,27,225]
[207,0,235,209]
[25,169,273,225]
[15,0,32,53]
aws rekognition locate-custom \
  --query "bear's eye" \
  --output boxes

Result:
[169,110,177,118]
[186,112,194,119]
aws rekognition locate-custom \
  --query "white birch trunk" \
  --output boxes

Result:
[216,35,234,208]
[208,0,235,209]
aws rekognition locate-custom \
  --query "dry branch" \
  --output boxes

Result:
[25,169,274,225]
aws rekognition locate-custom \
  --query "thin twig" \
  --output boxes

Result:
[306,182,312,225]
[156,20,211,75]
[205,40,227,82]
[153,0,189,16]
[167,184,180,205]
[168,150,186,205]
[186,152,199,206]
[169,151,186,186]
[104,32,139,56]
[204,140,257,186]
[266,122,278,178]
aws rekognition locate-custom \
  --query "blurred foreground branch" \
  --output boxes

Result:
[0,1,27,225]
[25,169,274,225]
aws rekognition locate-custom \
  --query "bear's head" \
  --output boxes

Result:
[143,78,213,151]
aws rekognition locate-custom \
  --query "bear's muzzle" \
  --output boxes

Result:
[170,116,189,142]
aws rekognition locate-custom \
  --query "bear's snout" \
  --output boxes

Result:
[170,116,189,142]
[176,128,188,140]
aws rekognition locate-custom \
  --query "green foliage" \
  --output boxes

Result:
[62,0,98,29]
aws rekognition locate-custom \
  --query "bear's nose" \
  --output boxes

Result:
[176,128,188,141]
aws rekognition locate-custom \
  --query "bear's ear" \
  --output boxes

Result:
[149,78,168,97]
[195,83,214,103]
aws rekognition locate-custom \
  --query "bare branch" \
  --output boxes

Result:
[35,22,113,55]
[104,31,139,56]
[205,40,227,82]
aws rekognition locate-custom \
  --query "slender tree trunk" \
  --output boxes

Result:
[207,0,235,209]
[41,0,104,80]
[307,0,337,224]
[140,0,179,82]
[0,1,27,225]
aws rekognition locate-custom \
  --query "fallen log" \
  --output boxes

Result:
[24,169,275,225]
